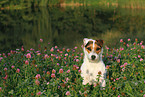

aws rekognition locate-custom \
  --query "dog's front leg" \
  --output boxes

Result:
[81,73,90,85]
[99,74,106,89]
[100,78,106,87]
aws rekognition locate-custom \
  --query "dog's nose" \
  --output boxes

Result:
[91,55,96,60]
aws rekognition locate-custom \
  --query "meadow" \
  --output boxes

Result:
[0,38,145,96]
[1,0,145,10]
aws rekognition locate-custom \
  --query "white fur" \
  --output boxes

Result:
[81,38,106,88]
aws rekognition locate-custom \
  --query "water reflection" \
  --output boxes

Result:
[0,6,145,53]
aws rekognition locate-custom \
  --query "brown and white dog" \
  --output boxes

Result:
[80,38,106,88]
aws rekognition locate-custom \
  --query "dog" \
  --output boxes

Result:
[80,38,106,88]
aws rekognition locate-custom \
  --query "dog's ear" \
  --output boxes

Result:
[96,40,104,47]
[83,38,89,46]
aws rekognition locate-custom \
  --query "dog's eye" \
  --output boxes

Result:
[87,47,91,51]
[96,48,100,51]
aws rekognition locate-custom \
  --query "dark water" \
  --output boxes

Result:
[0,6,145,53]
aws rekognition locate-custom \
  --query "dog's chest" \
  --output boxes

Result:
[87,65,102,76]
[84,62,104,76]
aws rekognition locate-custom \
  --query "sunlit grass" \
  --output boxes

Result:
[0,38,145,96]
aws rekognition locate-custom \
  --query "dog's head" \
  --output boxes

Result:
[83,38,104,62]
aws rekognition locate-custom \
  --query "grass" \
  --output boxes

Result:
[0,38,145,96]
[1,0,145,10]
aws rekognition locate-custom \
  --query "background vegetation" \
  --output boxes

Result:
[1,6,145,53]
[0,0,145,9]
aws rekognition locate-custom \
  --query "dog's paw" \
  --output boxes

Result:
[100,87,105,90]
[101,81,106,87]
[82,81,87,85]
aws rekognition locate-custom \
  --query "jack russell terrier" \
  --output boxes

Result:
[81,38,106,88]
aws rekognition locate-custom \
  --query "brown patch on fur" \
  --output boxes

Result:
[85,41,93,53]
[95,40,104,54]
[95,40,104,48]
[85,40,104,54]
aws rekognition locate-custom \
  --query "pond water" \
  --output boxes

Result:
[0,6,145,53]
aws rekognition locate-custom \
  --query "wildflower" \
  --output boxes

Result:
[0,57,3,60]
[4,68,7,71]
[120,47,124,51]
[11,65,15,69]
[81,53,83,56]
[3,75,8,80]
[106,65,110,69]
[44,54,48,59]
[105,46,109,50]
[120,62,127,68]
[25,60,29,65]
[35,80,40,85]
[123,76,127,80]
[76,59,79,62]
[57,49,60,52]
[120,39,123,42]
[37,53,41,56]
[141,45,145,49]
[40,39,43,42]
[36,91,41,95]
[116,78,119,80]
[117,59,120,63]
[138,55,141,58]
[51,74,56,78]
[21,46,24,51]
[143,94,145,97]
[140,90,143,93]
[47,71,50,75]
[35,74,41,79]
[52,69,56,73]
[67,69,70,73]
[67,49,70,52]
[47,82,49,85]
[98,71,102,75]
[16,68,20,73]
[59,68,64,73]
[78,70,81,73]
[8,53,11,56]
[140,58,143,61]
[112,87,116,90]
[57,63,60,66]
[81,45,83,48]
[30,48,34,51]
[65,53,68,56]
[74,46,77,49]
[65,91,70,96]
[66,77,69,82]
[127,44,129,47]
[121,92,125,96]
[55,46,58,49]
[26,53,31,58]
[135,38,138,42]
[0,87,2,92]
[50,47,54,52]
[128,38,130,41]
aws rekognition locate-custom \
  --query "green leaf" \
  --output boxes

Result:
[8,90,14,94]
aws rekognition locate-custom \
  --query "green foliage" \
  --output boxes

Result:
[0,39,145,96]
[0,0,145,9]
